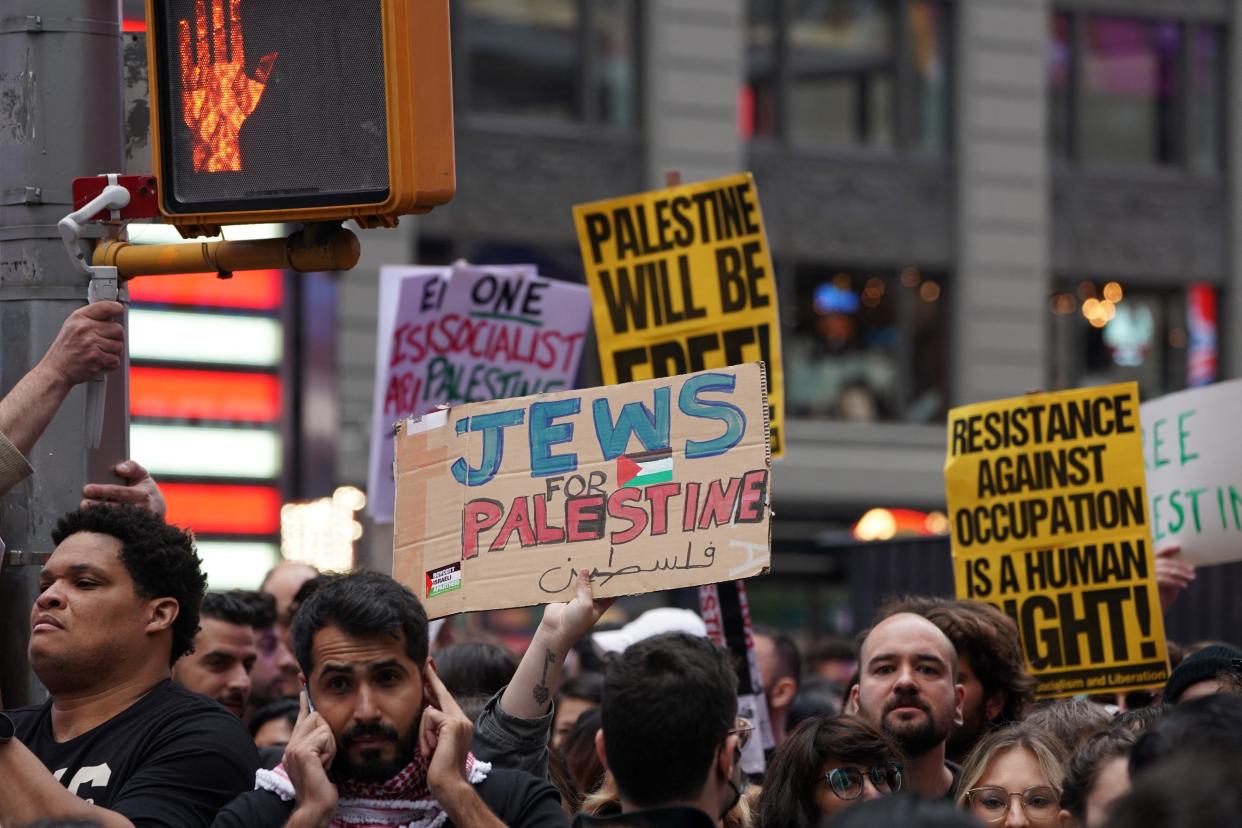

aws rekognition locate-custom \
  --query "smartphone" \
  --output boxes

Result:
[304,680,316,713]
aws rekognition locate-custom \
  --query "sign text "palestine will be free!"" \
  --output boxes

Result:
[574,173,785,457]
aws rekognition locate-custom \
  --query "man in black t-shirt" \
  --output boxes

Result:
[213,572,566,827]
[0,506,258,827]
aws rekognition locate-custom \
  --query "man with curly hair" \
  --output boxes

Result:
[0,505,259,827]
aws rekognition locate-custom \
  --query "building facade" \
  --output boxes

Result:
[340,0,1241,590]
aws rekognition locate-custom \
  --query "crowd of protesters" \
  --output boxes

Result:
[2,309,1242,828]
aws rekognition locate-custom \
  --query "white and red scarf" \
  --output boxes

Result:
[255,750,491,828]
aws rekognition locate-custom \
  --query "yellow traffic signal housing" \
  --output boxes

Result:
[145,0,454,237]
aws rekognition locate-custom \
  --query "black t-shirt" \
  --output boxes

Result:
[8,679,259,828]
[213,766,569,828]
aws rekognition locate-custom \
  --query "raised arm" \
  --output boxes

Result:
[0,301,125,460]
[471,569,612,777]
[504,569,613,719]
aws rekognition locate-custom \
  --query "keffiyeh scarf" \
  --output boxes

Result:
[255,750,491,828]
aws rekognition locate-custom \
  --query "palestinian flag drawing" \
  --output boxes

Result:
[616,447,673,488]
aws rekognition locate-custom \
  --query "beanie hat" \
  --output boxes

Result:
[1164,644,1242,703]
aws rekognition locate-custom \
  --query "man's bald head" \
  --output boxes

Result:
[860,613,958,679]
[261,561,318,628]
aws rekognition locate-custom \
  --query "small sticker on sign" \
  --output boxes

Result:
[426,563,462,598]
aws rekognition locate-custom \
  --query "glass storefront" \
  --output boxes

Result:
[1048,281,1219,399]
[785,264,947,422]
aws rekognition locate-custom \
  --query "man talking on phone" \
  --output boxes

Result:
[212,571,567,827]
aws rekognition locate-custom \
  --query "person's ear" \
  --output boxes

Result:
[847,683,861,714]
[594,728,611,772]
[984,689,1005,723]
[145,597,179,635]
[954,682,966,728]
[713,733,739,784]
[771,676,797,710]
[1057,807,1072,827]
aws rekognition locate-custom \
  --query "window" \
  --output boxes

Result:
[746,0,950,152]
[747,0,780,138]
[1080,17,1179,166]
[1190,24,1224,173]
[788,0,896,148]
[460,0,637,126]
[1048,281,1217,398]
[1048,11,1225,170]
[785,265,947,422]
[1048,12,1071,157]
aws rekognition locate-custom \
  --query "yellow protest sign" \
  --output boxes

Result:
[945,383,1169,699]
[573,173,785,457]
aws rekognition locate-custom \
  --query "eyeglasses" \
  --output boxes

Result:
[966,785,1061,823]
[728,718,754,752]
[822,763,904,800]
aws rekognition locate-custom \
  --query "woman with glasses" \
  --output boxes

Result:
[956,724,1071,827]
[756,714,904,827]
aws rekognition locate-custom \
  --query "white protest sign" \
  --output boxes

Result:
[425,263,591,408]
[367,263,592,523]
[368,267,448,523]
[1142,378,1242,566]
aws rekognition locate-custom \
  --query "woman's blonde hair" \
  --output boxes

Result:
[954,723,1070,810]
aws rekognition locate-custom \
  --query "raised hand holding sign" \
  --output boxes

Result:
[178,0,278,172]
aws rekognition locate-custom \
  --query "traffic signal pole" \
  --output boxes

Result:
[93,222,361,277]
[0,1,125,707]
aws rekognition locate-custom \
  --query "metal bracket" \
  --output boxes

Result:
[2,549,50,568]
[0,16,120,36]
[0,186,73,206]
[0,224,107,243]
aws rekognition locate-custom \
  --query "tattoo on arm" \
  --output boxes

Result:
[532,649,555,707]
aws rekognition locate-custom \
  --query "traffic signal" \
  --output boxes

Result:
[145,0,454,236]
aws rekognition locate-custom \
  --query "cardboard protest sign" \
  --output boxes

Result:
[393,363,773,618]
[368,264,592,522]
[573,173,785,457]
[945,383,1169,699]
[1142,378,1242,566]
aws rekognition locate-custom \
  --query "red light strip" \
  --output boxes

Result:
[128,269,283,310]
[131,366,281,422]
[163,482,282,535]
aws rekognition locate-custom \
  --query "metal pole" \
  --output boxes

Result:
[0,1,124,707]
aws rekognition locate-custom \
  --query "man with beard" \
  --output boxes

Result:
[172,591,261,718]
[877,596,1034,762]
[753,625,801,748]
[0,506,257,827]
[213,571,565,827]
[242,591,301,721]
[849,612,964,799]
